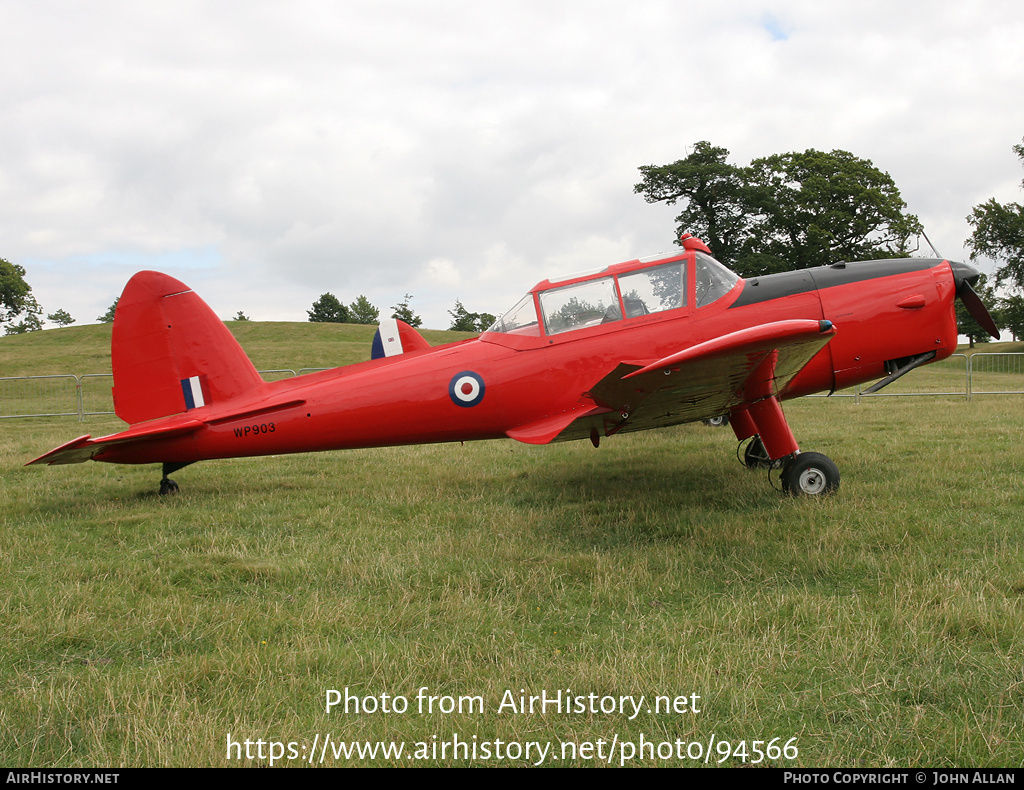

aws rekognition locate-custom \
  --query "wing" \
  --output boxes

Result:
[506,319,835,445]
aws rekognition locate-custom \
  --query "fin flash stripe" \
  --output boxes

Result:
[181,376,206,410]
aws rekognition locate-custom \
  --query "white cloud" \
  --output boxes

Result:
[2,0,1023,329]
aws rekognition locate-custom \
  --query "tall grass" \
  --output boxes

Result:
[2,327,1023,766]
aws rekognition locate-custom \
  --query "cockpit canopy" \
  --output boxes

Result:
[486,247,739,337]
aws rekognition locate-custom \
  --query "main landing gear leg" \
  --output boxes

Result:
[731,399,840,496]
[159,462,192,495]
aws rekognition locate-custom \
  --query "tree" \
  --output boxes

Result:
[996,293,1024,341]
[390,293,422,328]
[47,309,76,327]
[635,143,923,277]
[97,298,119,323]
[634,141,751,266]
[1,258,35,328]
[348,295,380,325]
[3,295,43,335]
[448,299,496,332]
[966,138,1024,291]
[742,149,922,276]
[307,293,350,323]
[233,311,250,321]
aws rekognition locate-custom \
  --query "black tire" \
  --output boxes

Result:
[780,452,840,496]
[743,436,771,469]
[704,414,730,427]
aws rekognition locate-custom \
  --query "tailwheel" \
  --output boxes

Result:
[780,452,840,497]
[159,462,191,496]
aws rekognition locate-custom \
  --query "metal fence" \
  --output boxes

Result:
[3,354,1023,420]
[969,353,1024,396]
[816,353,972,401]
[2,369,300,420]
[0,375,83,419]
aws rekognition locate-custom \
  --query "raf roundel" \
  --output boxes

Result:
[449,371,485,408]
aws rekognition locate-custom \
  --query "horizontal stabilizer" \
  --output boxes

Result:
[371,318,431,360]
[25,434,96,466]
[26,419,204,466]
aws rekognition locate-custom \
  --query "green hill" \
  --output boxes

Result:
[4,319,1023,380]
[0,321,478,378]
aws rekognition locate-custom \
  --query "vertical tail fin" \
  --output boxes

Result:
[370,317,431,360]
[111,271,263,424]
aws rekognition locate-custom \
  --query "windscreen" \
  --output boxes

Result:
[487,293,540,335]
[694,252,740,307]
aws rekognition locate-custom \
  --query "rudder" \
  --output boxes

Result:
[111,271,264,424]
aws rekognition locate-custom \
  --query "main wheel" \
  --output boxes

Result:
[780,452,840,496]
[159,478,180,496]
[743,436,771,469]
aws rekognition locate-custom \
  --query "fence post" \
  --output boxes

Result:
[967,354,972,402]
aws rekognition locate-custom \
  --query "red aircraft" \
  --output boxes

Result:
[28,234,998,496]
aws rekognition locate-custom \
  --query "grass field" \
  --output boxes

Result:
[2,326,1024,767]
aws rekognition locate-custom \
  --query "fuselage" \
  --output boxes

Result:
[92,249,961,467]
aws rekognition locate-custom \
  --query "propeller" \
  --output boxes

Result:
[950,260,1001,340]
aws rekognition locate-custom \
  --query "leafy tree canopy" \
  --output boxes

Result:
[634,141,750,265]
[477,311,497,332]
[967,138,1024,292]
[4,295,43,335]
[635,143,923,277]
[996,293,1024,342]
[743,149,922,274]
[47,309,76,327]
[348,295,380,325]
[97,298,119,323]
[307,293,350,323]
[1,258,35,326]
[390,293,422,328]
[232,311,250,321]
[448,299,496,332]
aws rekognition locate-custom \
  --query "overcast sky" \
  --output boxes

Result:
[3,0,1023,330]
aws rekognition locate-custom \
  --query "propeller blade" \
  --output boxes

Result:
[959,280,1001,340]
